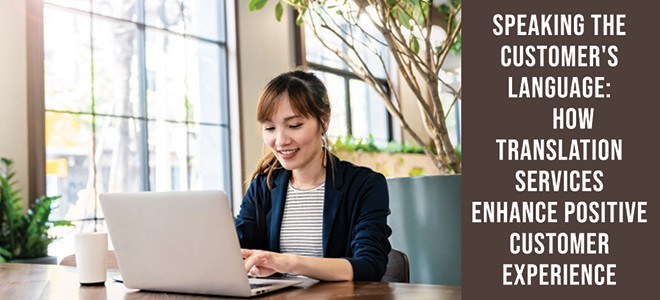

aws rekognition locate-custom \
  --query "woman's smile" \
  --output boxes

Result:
[278,148,300,158]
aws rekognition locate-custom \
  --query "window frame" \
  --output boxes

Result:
[26,0,237,209]
[293,12,395,143]
[27,0,47,205]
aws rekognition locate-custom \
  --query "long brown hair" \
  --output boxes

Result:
[251,70,334,189]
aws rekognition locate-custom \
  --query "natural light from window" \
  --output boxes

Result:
[42,0,229,260]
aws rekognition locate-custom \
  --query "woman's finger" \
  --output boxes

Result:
[241,248,255,259]
[243,252,263,273]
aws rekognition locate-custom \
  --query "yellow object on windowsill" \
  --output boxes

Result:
[46,158,68,177]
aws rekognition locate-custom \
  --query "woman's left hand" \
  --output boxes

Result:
[241,249,293,277]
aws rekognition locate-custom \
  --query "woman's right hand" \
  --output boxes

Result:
[241,249,294,277]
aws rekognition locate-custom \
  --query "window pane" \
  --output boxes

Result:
[305,6,390,79]
[42,0,231,260]
[145,30,187,122]
[188,124,226,191]
[45,0,90,11]
[148,121,189,191]
[349,80,389,142]
[439,69,462,145]
[353,11,389,79]
[93,17,141,117]
[145,0,185,34]
[440,90,460,146]
[305,21,348,70]
[303,5,392,143]
[183,0,225,41]
[44,7,92,112]
[92,0,139,23]
[145,0,225,40]
[186,39,223,124]
[315,72,347,139]
[95,116,144,194]
[45,112,93,220]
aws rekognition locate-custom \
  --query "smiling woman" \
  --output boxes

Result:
[259,94,328,190]
[235,70,392,282]
[251,70,333,189]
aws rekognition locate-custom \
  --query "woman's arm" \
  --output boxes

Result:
[344,172,392,281]
[242,249,354,281]
[234,178,267,249]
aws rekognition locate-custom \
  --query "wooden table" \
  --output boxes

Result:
[0,263,461,299]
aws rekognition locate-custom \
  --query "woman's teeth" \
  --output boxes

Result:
[280,149,299,155]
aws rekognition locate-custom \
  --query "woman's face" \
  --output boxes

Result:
[262,96,325,174]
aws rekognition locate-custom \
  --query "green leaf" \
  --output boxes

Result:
[52,220,74,227]
[408,167,425,177]
[412,3,424,25]
[421,0,429,20]
[395,8,412,29]
[275,2,284,22]
[0,247,11,261]
[296,9,305,26]
[248,0,269,12]
[1,158,69,260]
[455,143,462,160]
[439,3,450,15]
[451,33,462,53]
[411,36,420,54]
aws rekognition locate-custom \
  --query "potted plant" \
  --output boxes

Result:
[0,158,72,264]
[249,0,462,284]
[330,134,444,177]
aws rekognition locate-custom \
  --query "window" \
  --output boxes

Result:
[297,4,462,149]
[439,67,462,147]
[299,10,393,144]
[36,0,230,257]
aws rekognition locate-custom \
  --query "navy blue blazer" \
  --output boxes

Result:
[235,155,392,281]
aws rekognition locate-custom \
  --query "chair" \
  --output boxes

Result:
[59,250,119,269]
[381,248,410,283]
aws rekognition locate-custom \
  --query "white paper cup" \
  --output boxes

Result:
[74,232,108,285]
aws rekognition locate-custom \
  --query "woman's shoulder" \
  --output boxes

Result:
[249,168,289,188]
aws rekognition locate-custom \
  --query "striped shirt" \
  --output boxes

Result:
[279,183,325,257]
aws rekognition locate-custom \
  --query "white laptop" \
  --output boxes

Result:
[100,190,302,297]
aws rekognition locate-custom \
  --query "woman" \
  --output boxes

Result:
[235,70,391,281]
